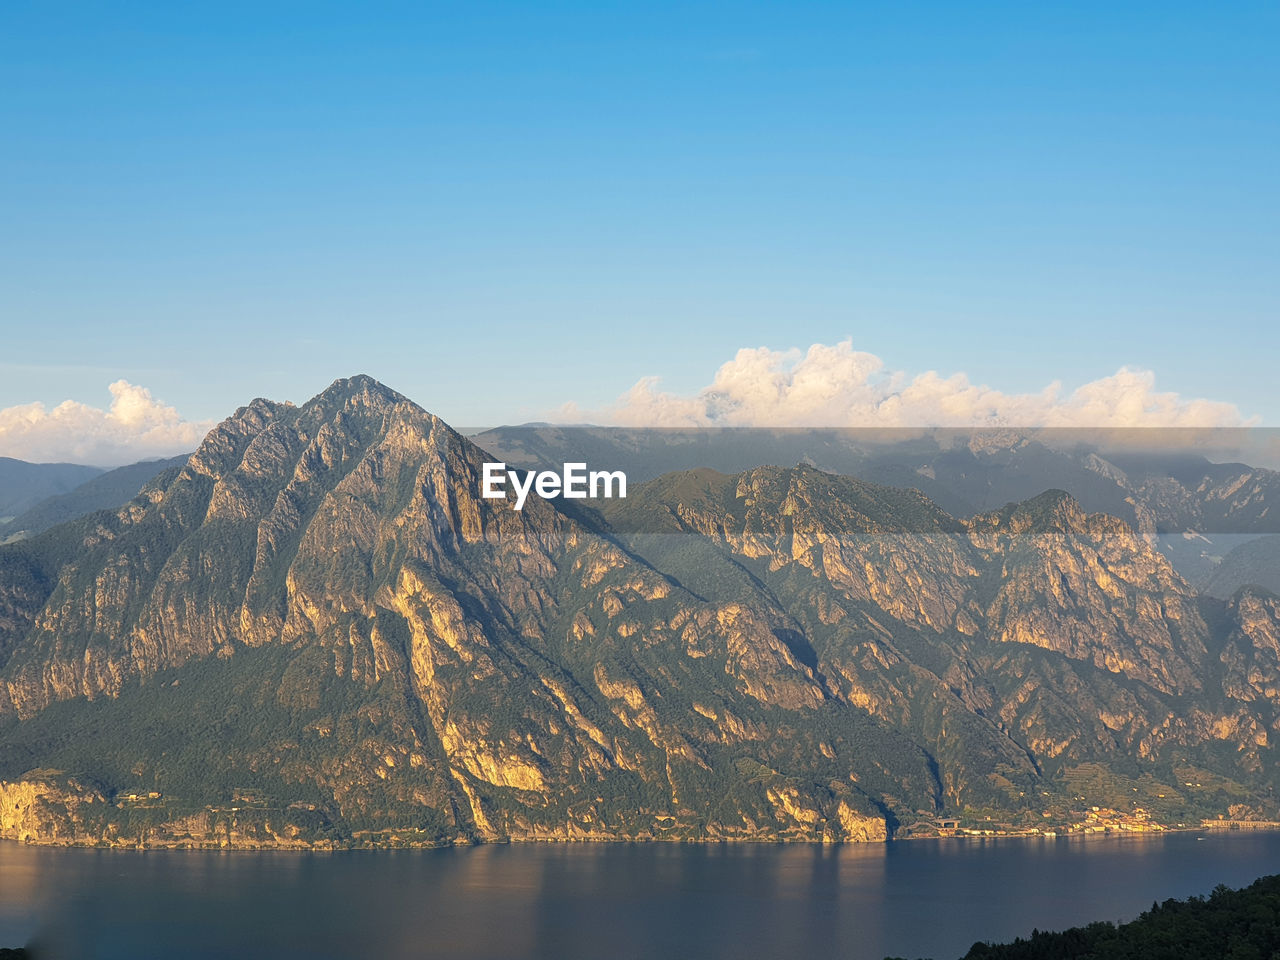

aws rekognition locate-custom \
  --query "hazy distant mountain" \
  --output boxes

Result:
[474,426,1280,584]
[1204,535,1280,599]
[1,378,1279,849]
[0,458,102,519]
[0,455,189,542]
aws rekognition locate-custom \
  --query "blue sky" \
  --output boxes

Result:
[2,0,1277,439]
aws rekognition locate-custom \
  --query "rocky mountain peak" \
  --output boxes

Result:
[310,375,411,414]
[1228,583,1280,616]
[967,489,1094,538]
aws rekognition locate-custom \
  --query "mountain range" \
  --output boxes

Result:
[0,459,102,520]
[0,456,188,544]
[474,424,1280,588]
[1,376,1278,849]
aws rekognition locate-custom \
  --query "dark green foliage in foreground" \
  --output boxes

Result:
[885,874,1280,960]
[0,948,31,959]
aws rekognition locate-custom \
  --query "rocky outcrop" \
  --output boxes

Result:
[0,774,105,844]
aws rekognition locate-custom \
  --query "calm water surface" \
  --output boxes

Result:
[3,832,1280,960]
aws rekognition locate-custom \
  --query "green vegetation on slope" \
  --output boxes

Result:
[884,873,1280,960]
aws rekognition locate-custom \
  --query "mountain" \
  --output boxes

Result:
[0,455,189,542]
[0,458,102,520]
[0,378,909,846]
[473,425,1280,583]
[1,377,1279,849]
[1204,535,1280,599]
[604,470,1267,788]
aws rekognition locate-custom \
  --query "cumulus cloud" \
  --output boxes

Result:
[561,340,1250,429]
[0,381,214,466]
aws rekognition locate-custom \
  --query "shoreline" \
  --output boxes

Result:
[6,821,1277,853]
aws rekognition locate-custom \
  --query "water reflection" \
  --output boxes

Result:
[2,833,1277,960]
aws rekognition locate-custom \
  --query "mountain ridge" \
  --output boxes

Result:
[0,458,103,519]
[0,455,190,543]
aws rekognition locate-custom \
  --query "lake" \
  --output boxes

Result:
[3,832,1279,959]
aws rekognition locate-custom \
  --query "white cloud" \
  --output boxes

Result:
[561,340,1250,428]
[0,381,214,466]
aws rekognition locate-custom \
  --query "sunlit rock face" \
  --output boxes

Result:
[0,775,105,844]
[2,377,1279,848]
[971,491,1210,696]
